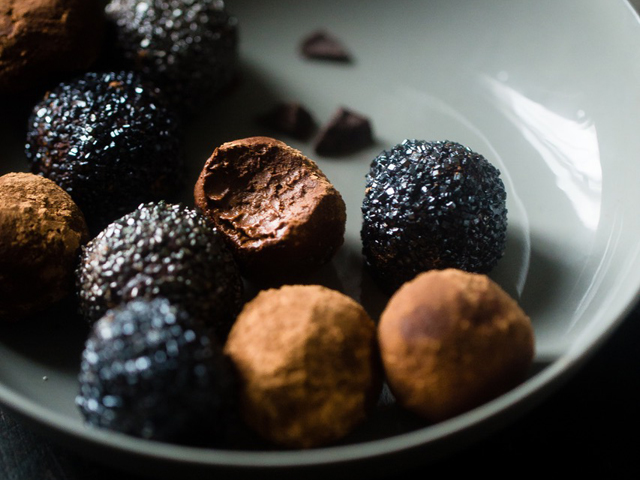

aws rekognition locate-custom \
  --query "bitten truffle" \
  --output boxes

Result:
[361,140,508,292]
[0,0,105,95]
[194,137,346,281]
[0,172,88,320]
[378,269,534,422]
[224,285,380,448]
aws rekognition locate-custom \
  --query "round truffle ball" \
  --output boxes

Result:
[77,202,243,338]
[224,285,380,448]
[0,172,88,320]
[361,140,508,292]
[0,0,105,95]
[105,0,237,115]
[77,298,236,443]
[378,269,534,422]
[25,71,184,232]
[194,137,346,282]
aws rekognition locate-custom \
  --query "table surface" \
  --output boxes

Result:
[4,1,640,478]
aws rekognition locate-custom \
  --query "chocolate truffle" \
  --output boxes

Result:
[77,202,243,339]
[0,172,88,320]
[77,298,236,444]
[0,0,105,95]
[105,0,237,115]
[194,137,346,280]
[224,285,380,448]
[378,269,534,422]
[361,140,508,292]
[25,71,184,232]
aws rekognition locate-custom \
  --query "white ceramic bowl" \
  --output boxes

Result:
[2,0,640,477]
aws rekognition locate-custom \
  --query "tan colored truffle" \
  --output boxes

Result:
[194,136,346,281]
[0,172,89,320]
[0,0,104,95]
[224,285,380,448]
[378,269,534,422]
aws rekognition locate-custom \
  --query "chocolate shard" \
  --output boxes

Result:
[314,107,374,156]
[300,30,352,62]
[257,102,316,140]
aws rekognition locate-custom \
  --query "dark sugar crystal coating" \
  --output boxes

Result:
[106,0,238,115]
[361,140,508,292]
[77,298,236,443]
[77,202,243,338]
[25,71,183,232]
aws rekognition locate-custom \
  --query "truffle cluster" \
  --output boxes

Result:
[77,298,235,443]
[77,202,243,339]
[0,173,88,320]
[106,0,238,114]
[25,71,184,231]
[362,140,508,292]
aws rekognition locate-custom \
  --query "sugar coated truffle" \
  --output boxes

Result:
[25,71,184,232]
[224,285,381,448]
[194,137,346,281]
[106,0,237,115]
[378,269,534,422]
[361,140,508,292]
[77,298,236,443]
[0,172,88,320]
[0,0,105,95]
[77,202,243,339]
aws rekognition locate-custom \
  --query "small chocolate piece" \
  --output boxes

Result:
[257,102,316,140]
[315,107,374,156]
[224,285,381,448]
[194,136,346,280]
[378,269,535,422]
[0,173,89,320]
[300,30,351,62]
[0,0,105,95]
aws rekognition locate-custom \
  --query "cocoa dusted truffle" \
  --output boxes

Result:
[224,285,380,448]
[378,269,534,422]
[194,137,346,281]
[0,172,88,320]
[0,0,105,95]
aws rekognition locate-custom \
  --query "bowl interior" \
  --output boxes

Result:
[2,0,640,473]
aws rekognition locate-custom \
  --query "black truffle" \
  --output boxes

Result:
[361,140,508,292]
[77,202,243,338]
[25,71,184,232]
[77,298,236,443]
[105,0,238,115]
